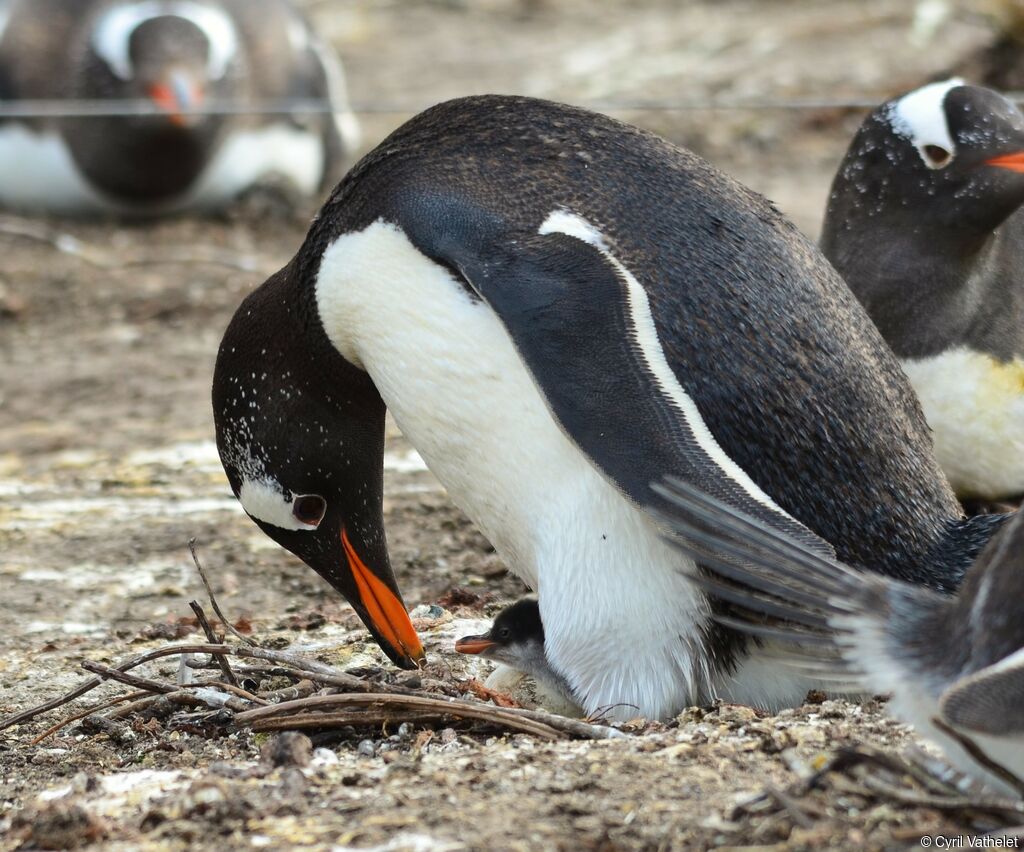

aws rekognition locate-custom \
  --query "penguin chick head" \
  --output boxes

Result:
[90,2,240,127]
[834,80,1024,237]
[455,598,548,672]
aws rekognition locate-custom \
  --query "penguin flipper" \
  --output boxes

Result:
[454,230,835,560]
[650,478,863,632]
[940,652,1024,736]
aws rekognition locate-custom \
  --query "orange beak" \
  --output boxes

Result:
[147,76,203,127]
[342,528,425,666]
[985,151,1024,173]
[455,634,496,655]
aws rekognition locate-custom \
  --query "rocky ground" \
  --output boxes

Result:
[1,1,1020,849]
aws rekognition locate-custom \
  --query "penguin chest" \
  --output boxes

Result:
[187,124,326,207]
[0,123,107,212]
[315,219,717,720]
[901,347,1024,499]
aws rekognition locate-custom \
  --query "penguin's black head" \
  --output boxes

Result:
[87,3,241,128]
[829,80,1024,238]
[212,264,425,670]
[455,598,546,666]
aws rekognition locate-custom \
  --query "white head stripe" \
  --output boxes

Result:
[238,477,317,531]
[0,6,10,46]
[538,209,799,523]
[888,78,964,167]
[539,209,608,250]
[92,1,238,80]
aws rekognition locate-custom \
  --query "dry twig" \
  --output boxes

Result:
[189,600,239,687]
[188,540,259,647]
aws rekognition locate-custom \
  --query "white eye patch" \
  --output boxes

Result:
[238,477,318,531]
[888,78,964,168]
[92,1,238,81]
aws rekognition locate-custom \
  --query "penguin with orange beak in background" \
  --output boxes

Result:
[0,0,360,213]
[822,80,1024,501]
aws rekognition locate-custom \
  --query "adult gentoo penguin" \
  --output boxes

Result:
[0,0,359,213]
[213,95,1008,721]
[658,479,1024,796]
[821,80,1024,500]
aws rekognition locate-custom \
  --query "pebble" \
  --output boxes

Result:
[357,740,377,757]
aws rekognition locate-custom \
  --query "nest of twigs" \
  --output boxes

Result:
[0,542,623,747]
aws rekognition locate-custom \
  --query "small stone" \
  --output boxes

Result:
[409,604,445,619]
[357,739,376,757]
[259,732,312,769]
[397,723,414,739]
[311,748,340,767]
[11,801,104,849]
[440,728,457,745]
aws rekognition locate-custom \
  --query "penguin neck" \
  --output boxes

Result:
[64,116,222,201]
[832,220,1004,358]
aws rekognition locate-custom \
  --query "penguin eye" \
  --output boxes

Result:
[292,494,326,527]
[922,144,952,168]
[496,627,511,641]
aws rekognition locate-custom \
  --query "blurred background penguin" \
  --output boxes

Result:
[0,0,359,215]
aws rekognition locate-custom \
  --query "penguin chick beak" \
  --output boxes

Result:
[455,633,497,655]
[985,151,1024,173]
[340,528,426,668]
[147,71,203,127]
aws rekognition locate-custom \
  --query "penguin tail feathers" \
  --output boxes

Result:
[650,477,886,671]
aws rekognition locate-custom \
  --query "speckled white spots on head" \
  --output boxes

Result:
[92,1,239,80]
[888,78,964,169]
[238,476,319,531]
[539,208,608,250]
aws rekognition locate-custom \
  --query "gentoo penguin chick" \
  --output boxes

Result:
[821,79,1024,500]
[214,95,1008,722]
[657,479,1024,797]
[0,0,359,213]
[455,598,577,706]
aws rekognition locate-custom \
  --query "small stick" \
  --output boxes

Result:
[207,681,268,706]
[261,680,318,704]
[235,693,624,740]
[763,784,816,830]
[931,717,1024,799]
[107,693,178,721]
[861,775,1024,821]
[188,539,259,647]
[251,710,451,732]
[30,690,152,745]
[189,600,239,687]
[81,660,176,694]
[238,694,563,740]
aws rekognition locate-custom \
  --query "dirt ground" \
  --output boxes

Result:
[0,1,1016,849]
